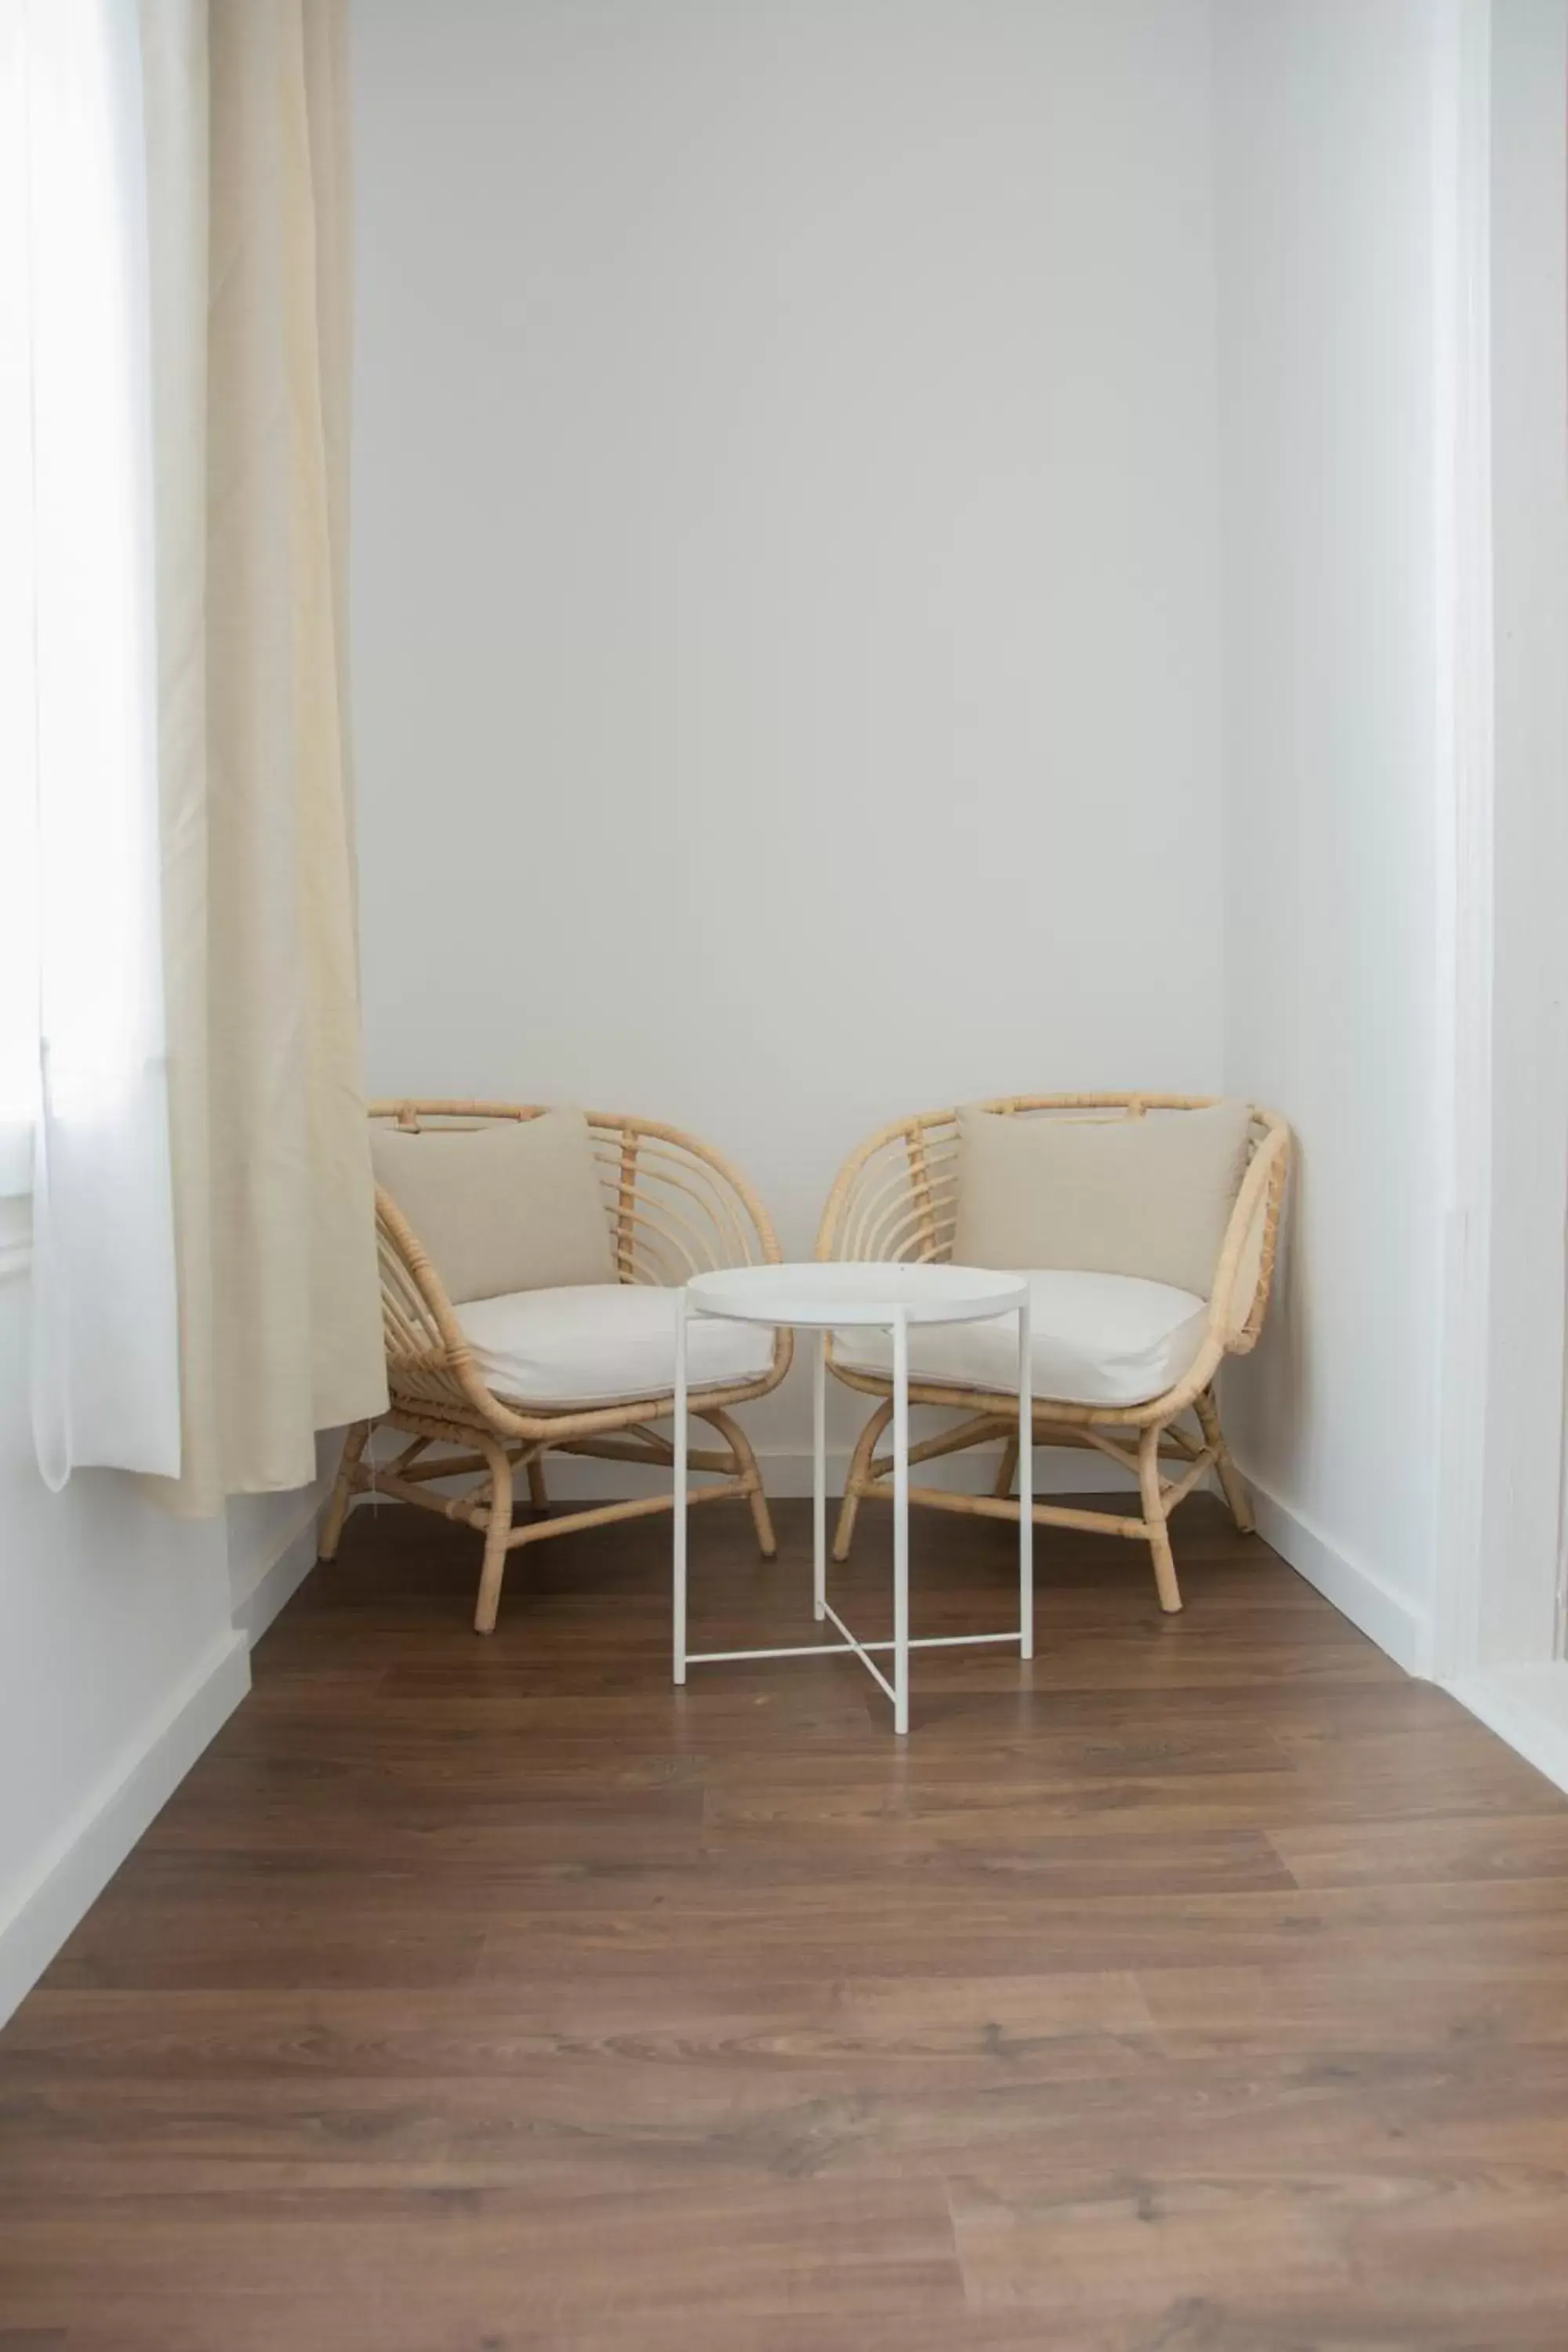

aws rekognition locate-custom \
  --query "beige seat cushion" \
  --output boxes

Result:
[836,1269,1208,1409]
[370,1109,616,1305]
[457,1283,775,1409]
[952,1100,1254,1298]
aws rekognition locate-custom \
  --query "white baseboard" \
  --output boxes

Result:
[1240,1467,1433,1676]
[231,1504,324,1646]
[0,1628,250,2029]
[1444,1663,1568,1797]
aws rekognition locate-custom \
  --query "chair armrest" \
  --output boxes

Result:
[375,1192,499,1423]
[1207,1116,1290,1356]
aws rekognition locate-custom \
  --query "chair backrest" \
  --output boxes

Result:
[817,1094,1290,1352]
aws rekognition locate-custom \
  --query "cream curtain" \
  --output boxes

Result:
[143,0,384,1515]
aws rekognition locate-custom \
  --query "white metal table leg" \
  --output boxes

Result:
[1018,1290,1033,1660]
[673,1287,688,1685]
[813,1329,827,1620]
[892,1308,909,1736]
[675,1267,1029,1737]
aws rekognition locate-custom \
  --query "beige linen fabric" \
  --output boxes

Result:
[371,1113,618,1305]
[145,0,386,1512]
[952,1101,1254,1299]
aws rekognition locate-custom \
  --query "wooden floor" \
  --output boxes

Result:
[5,1495,1568,2349]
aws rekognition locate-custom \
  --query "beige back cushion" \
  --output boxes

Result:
[952,1101,1254,1298]
[370,1109,617,1305]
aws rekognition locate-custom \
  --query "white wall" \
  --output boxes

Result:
[1469,0,1568,1671]
[0,1268,249,2024]
[350,0,1226,1464]
[1212,0,1450,1669]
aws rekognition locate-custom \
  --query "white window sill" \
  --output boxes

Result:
[0,1191,31,1281]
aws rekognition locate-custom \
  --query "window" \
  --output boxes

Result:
[0,1,37,1199]
[0,0,158,1212]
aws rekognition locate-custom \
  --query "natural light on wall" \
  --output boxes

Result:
[1,0,180,1484]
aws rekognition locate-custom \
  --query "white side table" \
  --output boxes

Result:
[673,1261,1032,1735]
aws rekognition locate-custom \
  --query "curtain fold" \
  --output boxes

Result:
[143,0,385,1514]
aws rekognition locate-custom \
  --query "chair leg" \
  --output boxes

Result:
[1196,1388,1253,1534]
[526,1452,550,1512]
[701,1407,776,1559]
[834,1398,893,1562]
[318,1420,372,1560]
[993,1432,1020,1500]
[1138,1423,1182,1614]
[474,1440,515,1635]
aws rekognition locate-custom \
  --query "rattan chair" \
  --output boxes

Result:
[320,1102,791,1632]
[815,1094,1290,1612]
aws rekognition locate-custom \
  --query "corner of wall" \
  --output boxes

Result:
[226,1443,338,1647]
[1237,1461,1434,1677]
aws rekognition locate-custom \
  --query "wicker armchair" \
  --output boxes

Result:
[815,1094,1290,1612]
[320,1102,791,1632]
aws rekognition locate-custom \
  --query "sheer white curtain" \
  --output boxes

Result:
[2,0,180,1486]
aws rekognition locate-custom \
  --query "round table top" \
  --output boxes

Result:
[686,1260,1029,1330]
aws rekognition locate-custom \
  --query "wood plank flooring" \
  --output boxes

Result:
[5,1492,1568,2348]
